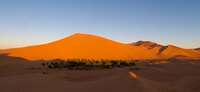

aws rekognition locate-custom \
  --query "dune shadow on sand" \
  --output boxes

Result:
[1,54,200,92]
[0,53,30,62]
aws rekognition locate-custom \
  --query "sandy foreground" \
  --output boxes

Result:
[0,56,200,92]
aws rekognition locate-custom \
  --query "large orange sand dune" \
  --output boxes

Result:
[1,33,200,61]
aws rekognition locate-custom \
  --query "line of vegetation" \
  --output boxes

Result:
[41,59,136,70]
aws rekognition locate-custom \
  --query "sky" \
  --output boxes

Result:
[0,0,200,49]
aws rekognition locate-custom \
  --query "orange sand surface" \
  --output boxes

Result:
[1,33,200,61]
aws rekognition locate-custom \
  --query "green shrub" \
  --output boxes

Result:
[43,59,136,70]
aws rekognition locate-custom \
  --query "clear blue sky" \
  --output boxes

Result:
[0,0,200,49]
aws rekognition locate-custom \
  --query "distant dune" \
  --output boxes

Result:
[1,33,200,61]
[195,48,200,51]
[132,41,200,60]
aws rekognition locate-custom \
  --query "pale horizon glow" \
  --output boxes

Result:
[0,0,200,49]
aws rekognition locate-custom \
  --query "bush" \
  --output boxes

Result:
[43,59,136,70]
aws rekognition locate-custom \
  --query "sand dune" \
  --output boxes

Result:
[132,41,200,60]
[0,33,155,60]
[1,33,200,61]
[158,45,200,59]
[195,48,200,51]
[133,41,163,49]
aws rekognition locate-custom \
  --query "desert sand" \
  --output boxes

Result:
[0,33,200,92]
[0,55,200,92]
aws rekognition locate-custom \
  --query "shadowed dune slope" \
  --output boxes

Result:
[131,41,164,57]
[195,48,200,51]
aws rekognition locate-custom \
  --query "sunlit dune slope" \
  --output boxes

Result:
[1,33,155,61]
[1,34,200,61]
